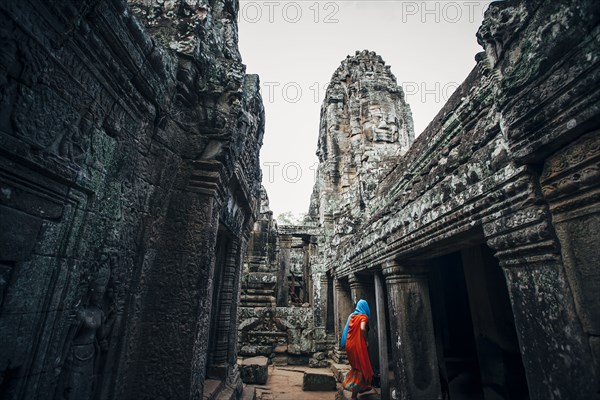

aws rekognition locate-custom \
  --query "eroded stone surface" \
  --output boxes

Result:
[0,0,264,399]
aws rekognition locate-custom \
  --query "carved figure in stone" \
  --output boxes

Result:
[476,2,528,69]
[363,103,398,143]
[259,186,270,214]
[56,265,111,400]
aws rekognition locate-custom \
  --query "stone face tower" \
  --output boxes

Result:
[310,50,414,238]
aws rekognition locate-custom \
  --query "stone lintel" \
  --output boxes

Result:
[188,160,227,202]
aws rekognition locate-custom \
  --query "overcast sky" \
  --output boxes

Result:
[238,1,490,219]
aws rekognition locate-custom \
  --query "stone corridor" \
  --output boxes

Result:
[1,0,599,399]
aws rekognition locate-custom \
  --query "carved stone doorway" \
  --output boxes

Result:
[429,245,529,400]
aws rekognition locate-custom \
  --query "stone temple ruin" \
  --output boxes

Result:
[0,0,599,399]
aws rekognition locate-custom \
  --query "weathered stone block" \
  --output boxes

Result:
[302,372,337,391]
[240,357,268,385]
[239,345,273,357]
[287,355,309,365]
[271,355,288,365]
[309,358,329,368]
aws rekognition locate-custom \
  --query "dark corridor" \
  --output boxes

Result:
[429,245,529,400]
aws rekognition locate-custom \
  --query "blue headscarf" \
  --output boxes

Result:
[341,299,371,348]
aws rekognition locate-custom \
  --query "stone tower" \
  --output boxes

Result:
[310,50,415,239]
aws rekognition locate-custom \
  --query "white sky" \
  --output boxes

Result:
[238,1,490,219]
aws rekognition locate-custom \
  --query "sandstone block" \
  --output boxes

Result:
[240,357,269,385]
[309,358,329,368]
[302,372,337,391]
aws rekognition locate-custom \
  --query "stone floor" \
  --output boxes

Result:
[243,365,384,400]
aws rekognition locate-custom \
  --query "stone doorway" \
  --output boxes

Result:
[429,245,529,400]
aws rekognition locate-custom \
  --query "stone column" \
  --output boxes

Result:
[276,235,292,306]
[314,273,329,352]
[124,160,226,400]
[317,274,329,327]
[539,130,600,393]
[374,272,390,400]
[383,261,441,400]
[333,276,353,363]
[303,241,311,304]
[484,200,597,399]
[348,273,366,305]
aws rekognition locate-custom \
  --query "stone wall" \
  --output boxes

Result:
[309,1,600,399]
[0,1,264,399]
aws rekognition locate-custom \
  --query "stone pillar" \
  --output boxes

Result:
[317,274,329,327]
[484,199,597,399]
[374,272,390,400]
[333,276,353,363]
[124,160,226,400]
[276,235,292,306]
[383,261,441,400]
[313,273,329,352]
[539,130,600,393]
[348,273,366,305]
[303,241,310,304]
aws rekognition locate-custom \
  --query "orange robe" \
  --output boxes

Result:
[343,314,374,393]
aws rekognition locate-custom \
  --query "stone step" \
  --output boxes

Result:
[203,379,223,400]
[241,385,256,400]
[214,386,235,400]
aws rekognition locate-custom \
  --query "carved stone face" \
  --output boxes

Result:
[89,284,105,307]
[364,103,399,143]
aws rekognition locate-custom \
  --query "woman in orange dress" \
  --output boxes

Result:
[341,299,374,399]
